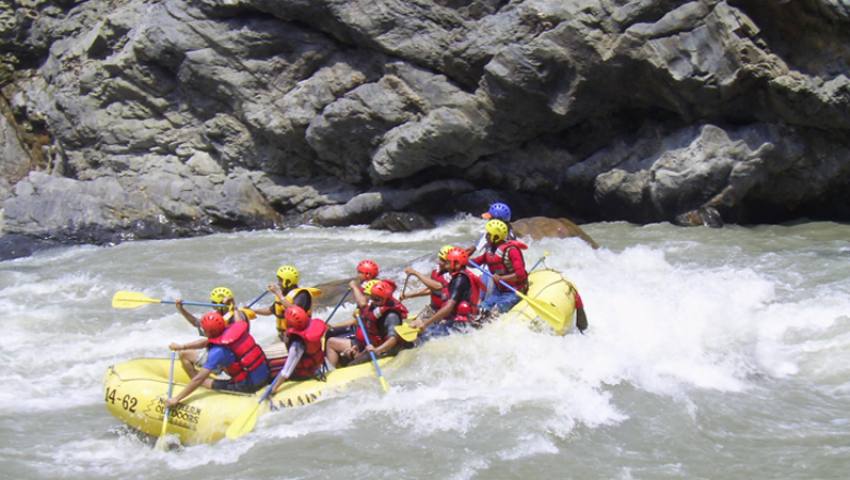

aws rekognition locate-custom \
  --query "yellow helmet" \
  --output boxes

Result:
[362,279,380,296]
[276,265,300,288]
[438,244,454,261]
[485,219,509,243]
[210,286,233,304]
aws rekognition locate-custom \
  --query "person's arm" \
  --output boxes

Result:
[166,367,211,406]
[471,253,487,268]
[401,286,430,301]
[175,299,199,328]
[413,299,456,330]
[349,280,369,309]
[271,340,305,393]
[467,233,488,256]
[403,267,444,291]
[169,338,209,351]
[231,307,249,323]
[268,283,299,313]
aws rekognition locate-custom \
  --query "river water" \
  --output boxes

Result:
[1,217,848,479]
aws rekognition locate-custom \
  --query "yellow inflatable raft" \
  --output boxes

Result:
[500,268,578,335]
[103,269,580,445]
[104,355,396,445]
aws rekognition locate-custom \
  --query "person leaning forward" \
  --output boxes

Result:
[409,247,485,337]
[269,306,328,394]
[174,286,255,378]
[166,311,269,407]
[326,279,410,367]
[402,244,453,323]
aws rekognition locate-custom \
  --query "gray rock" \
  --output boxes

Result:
[1,0,849,251]
[369,211,435,232]
[0,108,32,193]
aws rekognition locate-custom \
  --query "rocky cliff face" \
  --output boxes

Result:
[1,0,848,250]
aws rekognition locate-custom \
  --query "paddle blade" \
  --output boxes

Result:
[226,403,262,440]
[520,294,569,335]
[379,376,390,393]
[154,432,169,451]
[112,291,160,309]
[394,324,419,342]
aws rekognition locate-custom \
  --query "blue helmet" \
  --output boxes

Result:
[487,202,511,222]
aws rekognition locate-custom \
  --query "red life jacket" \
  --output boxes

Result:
[482,240,529,292]
[429,269,450,309]
[286,318,327,379]
[451,269,485,323]
[356,299,409,346]
[207,321,267,383]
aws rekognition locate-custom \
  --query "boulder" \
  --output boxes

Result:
[512,216,599,249]
[370,212,435,232]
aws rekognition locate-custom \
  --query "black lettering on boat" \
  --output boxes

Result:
[105,387,117,405]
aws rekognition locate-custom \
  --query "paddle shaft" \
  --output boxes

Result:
[326,289,351,324]
[163,300,225,308]
[529,254,548,272]
[247,290,269,308]
[155,351,177,448]
[355,315,390,391]
[401,274,410,299]
[468,259,524,297]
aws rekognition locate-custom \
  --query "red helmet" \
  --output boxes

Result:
[200,311,226,338]
[445,247,469,270]
[369,280,394,301]
[357,259,379,280]
[284,305,309,331]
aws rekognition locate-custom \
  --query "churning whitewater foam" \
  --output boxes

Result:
[2,219,849,479]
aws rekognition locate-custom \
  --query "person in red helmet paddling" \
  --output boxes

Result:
[327,279,410,367]
[269,306,328,393]
[166,311,269,407]
[327,259,393,338]
[402,245,453,323]
[174,287,257,378]
[409,247,485,337]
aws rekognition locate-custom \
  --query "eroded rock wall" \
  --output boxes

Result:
[1,0,848,249]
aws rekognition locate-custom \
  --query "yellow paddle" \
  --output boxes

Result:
[226,289,350,440]
[154,351,177,451]
[225,366,284,440]
[394,323,420,342]
[469,260,567,334]
[111,291,226,309]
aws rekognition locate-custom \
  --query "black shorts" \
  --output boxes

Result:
[212,378,264,393]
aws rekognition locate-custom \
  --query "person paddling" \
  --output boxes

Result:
[166,311,270,407]
[402,245,452,323]
[269,306,328,393]
[253,265,314,326]
[409,247,485,337]
[468,202,516,257]
[472,219,528,314]
[327,259,385,337]
[326,280,409,367]
[174,287,255,377]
